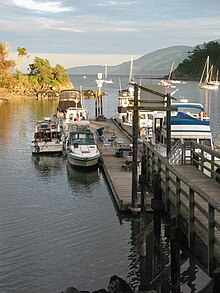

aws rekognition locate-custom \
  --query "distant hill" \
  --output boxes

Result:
[67,45,192,76]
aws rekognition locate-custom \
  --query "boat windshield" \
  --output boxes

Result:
[173,105,204,116]
[69,132,95,145]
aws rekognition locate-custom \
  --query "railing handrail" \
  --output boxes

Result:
[191,141,220,159]
[145,141,220,213]
[144,140,220,276]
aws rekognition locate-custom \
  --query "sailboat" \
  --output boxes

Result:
[103,65,114,84]
[212,69,220,86]
[168,61,182,84]
[158,62,176,88]
[199,56,219,90]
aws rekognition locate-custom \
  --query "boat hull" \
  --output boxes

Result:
[67,151,100,168]
[199,84,219,90]
[31,141,63,155]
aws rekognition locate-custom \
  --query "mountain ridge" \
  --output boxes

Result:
[67,45,193,76]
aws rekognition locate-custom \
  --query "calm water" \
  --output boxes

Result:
[0,75,219,292]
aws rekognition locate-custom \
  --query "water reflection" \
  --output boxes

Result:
[66,162,100,193]
[123,214,211,292]
[32,154,65,178]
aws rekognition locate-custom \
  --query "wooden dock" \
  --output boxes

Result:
[90,119,220,278]
[144,141,220,276]
[91,118,152,212]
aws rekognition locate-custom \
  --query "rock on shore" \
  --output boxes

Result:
[60,275,134,293]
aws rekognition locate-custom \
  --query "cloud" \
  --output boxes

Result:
[42,23,86,33]
[12,0,72,13]
[98,0,138,6]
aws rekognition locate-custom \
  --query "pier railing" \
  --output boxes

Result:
[187,141,220,180]
[144,141,220,276]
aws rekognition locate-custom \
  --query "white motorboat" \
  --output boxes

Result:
[152,98,213,159]
[66,121,100,168]
[158,79,176,88]
[57,89,89,142]
[31,117,63,155]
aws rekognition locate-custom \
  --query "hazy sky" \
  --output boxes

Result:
[2,0,220,69]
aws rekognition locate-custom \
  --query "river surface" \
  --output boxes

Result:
[0,74,219,292]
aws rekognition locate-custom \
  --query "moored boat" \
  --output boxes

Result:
[151,98,213,159]
[57,89,89,143]
[199,56,219,90]
[31,117,63,155]
[66,121,100,168]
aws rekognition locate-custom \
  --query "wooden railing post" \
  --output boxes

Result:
[146,147,150,184]
[165,166,169,212]
[139,151,147,256]
[201,149,204,173]
[208,204,215,276]
[152,173,163,276]
[213,267,220,293]
[176,177,181,228]
[188,188,195,248]
[211,154,215,179]
[132,83,139,209]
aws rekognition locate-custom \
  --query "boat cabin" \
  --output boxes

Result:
[152,99,214,155]
[34,121,61,142]
[68,131,96,147]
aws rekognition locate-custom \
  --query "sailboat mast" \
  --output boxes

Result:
[199,56,209,85]
[168,61,174,81]
[129,56,134,83]
[105,65,107,79]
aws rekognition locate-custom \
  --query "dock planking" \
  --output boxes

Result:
[90,118,151,212]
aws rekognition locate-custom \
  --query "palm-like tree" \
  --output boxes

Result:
[16,47,29,71]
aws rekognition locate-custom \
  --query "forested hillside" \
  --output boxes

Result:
[174,41,220,80]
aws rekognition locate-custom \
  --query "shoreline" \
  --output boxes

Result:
[0,88,106,102]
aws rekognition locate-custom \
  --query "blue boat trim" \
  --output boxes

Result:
[172,104,204,111]
[171,130,211,133]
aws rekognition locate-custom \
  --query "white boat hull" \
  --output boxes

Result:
[67,151,100,167]
[31,141,63,154]
[199,84,219,90]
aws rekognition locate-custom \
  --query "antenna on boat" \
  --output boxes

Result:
[79,85,84,109]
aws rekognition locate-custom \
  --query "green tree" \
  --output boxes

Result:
[175,41,220,80]
[0,42,16,87]
[16,47,29,71]
[28,57,71,99]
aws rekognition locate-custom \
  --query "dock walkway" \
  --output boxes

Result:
[91,118,147,212]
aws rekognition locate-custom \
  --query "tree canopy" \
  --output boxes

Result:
[175,41,220,80]
[0,42,16,87]
[0,42,72,98]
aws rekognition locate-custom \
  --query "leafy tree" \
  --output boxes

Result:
[175,41,220,80]
[28,57,71,99]
[16,47,29,71]
[0,42,16,87]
